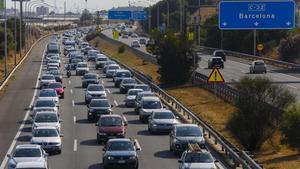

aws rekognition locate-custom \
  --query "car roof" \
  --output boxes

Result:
[16,161,46,168]
[108,64,119,67]
[134,84,149,87]
[87,84,103,87]
[16,144,41,149]
[175,124,198,128]
[100,114,122,118]
[253,60,265,63]
[41,74,55,77]
[91,99,108,102]
[152,109,172,113]
[35,111,58,115]
[36,98,56,102]
[211,57,223,59]
[137,91,154,95]
[115,69,130,73]
[128,89,144,92]
[34,126,58,130]
[77,62,87,64]
[141,96,160,101]
[108,138,131,143]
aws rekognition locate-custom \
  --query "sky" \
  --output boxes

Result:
[5,0,152,13]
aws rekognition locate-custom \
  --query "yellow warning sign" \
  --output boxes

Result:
[113,30,119,40]
[207,68,225,83]
[188,32,194,41]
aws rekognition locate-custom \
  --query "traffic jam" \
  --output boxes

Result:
[6,28,220,169]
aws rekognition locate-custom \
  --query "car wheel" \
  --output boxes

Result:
[148,126,153,134]
[134,160,139,169]
[87,116,93,123]
[57,149,62,154]
[139,115,143,122]
[61,94,64,99]
[97,134,102,144]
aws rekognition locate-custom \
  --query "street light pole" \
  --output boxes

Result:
[14,1,17,66]
[4,0,8,77]
[156,3,159,29]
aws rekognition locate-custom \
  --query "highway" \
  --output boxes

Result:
[0,35,224,169]
[101,28,300,100]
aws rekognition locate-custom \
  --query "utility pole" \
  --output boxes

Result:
[14,1,17,66]
[198,0,200,45]
[4,0,8,77]
[64,1,66,22]
[179,0,183,32]
[157,4,159,29]
[253,30,257,56]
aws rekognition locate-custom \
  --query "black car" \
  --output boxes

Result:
[82,73,99,88]
[120,78,137,94]
[208,57,224,69]
[87,99,112,122]
[213,50,226,62]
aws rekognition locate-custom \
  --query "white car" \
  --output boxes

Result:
[178,150,217,169]
[39,74,56,89]
[76,62,89,75]
[38,89,59,106]
[49,55,61,65]
[15,161,49,169]
[32,98,58,119]
[47,59,60,68]
[31,126,63,154]
[105,64,121,78]
[95,54,108,69]
[32,111,62,133]
[131,40,140,48]
[7,144,48,169]
[124,89,143,107]
[139,96,164,122]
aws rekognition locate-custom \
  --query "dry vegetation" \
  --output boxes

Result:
[89,35,300,169]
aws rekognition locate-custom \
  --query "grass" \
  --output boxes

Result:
[89,35,300,169]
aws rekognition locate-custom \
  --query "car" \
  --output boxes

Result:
[133,84,151,92]
[32,98,58,118]
[87,49,99,61]
[208,57,224,69]
[39,74,56,89]
[80,42,89,49]
[31,126,63,154]
[45,53,59,62]
[46,44,59,55]
[131,40,140,48]
[102,138,141,169]
[134,91,156,113]
[38,89,59,106]
[70,58,82,70]
[139,38,146,45]
[113,70,133,87]
[7,144,48,169]
[47,82,65,98]
[249,60,267,74]
[83,46,93,55]
[49,55,61,65]
[119,78,137,94]
[76,62,89,76]
[87,99,112,122]
[131,33,138,38]
[178,147,218,169]
[124,89,143,107]
[85,84,107,103]
[105,64,121,78]
[96,114,128,144]
[15,161,49,169]
[148,110,178,133]
[169,124,206,154]
[95,54,108,69]
[47,60,60,68]
[32,111,62,133]
[122,34,129,39]
[213,50,226,62]
[138,96,164,122]
[82,73,99,88]
[63,46,75,56]
[103,61,117,74]
[46,70,62,83]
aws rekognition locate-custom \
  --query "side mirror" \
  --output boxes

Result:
[44,153,49,157]
[59,119,63,123]
[60,134,64,137]
[175,116,179,119]
[136,147,141,151]
[6,154,11,158]
[63,87,66,89]
[38,78,41,80]
[87,104,90,108]
[111,105,114,108]
[215,160,219,163]
[102,148,106,151]
[124,121,128,126]
[178,160,182,163]
[95,123,99,126]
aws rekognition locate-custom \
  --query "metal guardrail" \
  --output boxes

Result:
[100,49,262,169]
[194,46,300,70]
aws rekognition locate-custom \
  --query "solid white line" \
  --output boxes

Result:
[114,100,118,106]
[73,139,77,151]
[70,89,73,94]
[0,46,46,169]
[73,116,76,124]
[106,89,111,94]
[101,80,105,84]
[287,84,297,89]
[72,100,75,107]
[68,80,71,84]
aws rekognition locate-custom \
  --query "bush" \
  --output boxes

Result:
[280,103,300,149]
[278,35,300,63]
[228,77,295,151]
[118,45,125,54]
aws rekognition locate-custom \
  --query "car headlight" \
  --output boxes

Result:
[107,156,114,160]
[8,162,17,169]
[129,156,136,160]
[152,123,157,127]
[87,94,92,97]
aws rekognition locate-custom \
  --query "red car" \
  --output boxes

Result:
[95,114,128,144]
[48,82,66,98]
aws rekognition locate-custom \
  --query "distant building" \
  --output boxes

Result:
[36,6,49,16]
[110,6,144,12]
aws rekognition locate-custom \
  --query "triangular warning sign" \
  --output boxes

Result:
[207,68,225,83]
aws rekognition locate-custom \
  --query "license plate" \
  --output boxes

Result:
[118,160,126,164]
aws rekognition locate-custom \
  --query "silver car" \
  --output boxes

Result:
[76,62,89,75]
[139,96,164,122]
[124,89,143,107]
[39,74,56,89]
[95,54,108,69]
[148,110,178,133]
[32,111,62,133]
[32,98,58,118]
[249,60,267,74]
[105,64,121,78]
[31,126,63,154]
[85,84,107,104]
[7,144,48,169]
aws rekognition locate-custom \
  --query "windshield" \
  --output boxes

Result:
[84,74,97,79]
[122,79,136,84]
[255,62,265,66]
[97,58,107,61]
[153,112,174,119]
[135,85,150,91]
[184,152,214,163]
[35,113,58,123]
[14,148,41,157]
[100,117,122,127]
[90,100,110,107]
[176,126,202,137]
[116,72,131,77]
[41,76,54,80]
[39,90,57,97]
[77,64,87,68]
[128,90,142,96]
[143,100,162,109]
[108,66,119,70]
[88,85,104,91]
[48,83,62,89]
[36,100,55,107]
[107,141,134,151]
[33,129,59,137]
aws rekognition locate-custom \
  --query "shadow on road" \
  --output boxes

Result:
[17,135,31,142]
[80,139,99,146]
[88,163,103,169]
[154,150,178,159]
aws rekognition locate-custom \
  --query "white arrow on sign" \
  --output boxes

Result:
[254,22,259,26]
[286,21,291,26]
[222,22,227,26]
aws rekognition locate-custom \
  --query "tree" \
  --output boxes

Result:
[80,9,93,26]
[151,30,193,84]
[278,35,300,63]
[280,103,300,149]
[228,77,295,151]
